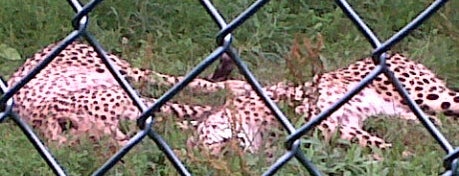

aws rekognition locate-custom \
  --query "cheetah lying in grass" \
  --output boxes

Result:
[4,41,226,145]
[189,53,458,156]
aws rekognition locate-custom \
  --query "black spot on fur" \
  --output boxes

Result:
[422,78,430,84]
[426,94,439,100]
[441,102,451,110]
[420,105,431,111]
[95,68,105,73]
[415,99,423,104]
[454,96,459,103]
[385,91,392,97]
[417,93,423,98]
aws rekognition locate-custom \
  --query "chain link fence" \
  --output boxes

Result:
[0,0,457,175]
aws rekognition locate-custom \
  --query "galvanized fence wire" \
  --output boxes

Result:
[0,0,457,175]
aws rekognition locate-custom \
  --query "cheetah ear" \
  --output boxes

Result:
[207,52,235,82]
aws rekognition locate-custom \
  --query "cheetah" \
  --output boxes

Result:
[4,41,229,145]
[190,53,459,155]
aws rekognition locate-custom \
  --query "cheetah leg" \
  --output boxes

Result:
[42,118,68,145]
[315,118,339,143]
[138,97,213,130]
[306,105,394,149]
[31,104,71,145]
[397,112,442,126]
[310,95,393,149]
[151,72,225,92]
[151,71,256,97]
[35,104,117,146]
[159,101,212,120]
[333,106,392,149]
[338,124,392,149]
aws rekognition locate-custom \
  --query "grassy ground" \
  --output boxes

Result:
[0,0,459,175]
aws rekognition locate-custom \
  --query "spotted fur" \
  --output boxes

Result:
[190,54,457,155]
[6,41,222,145]
[8,42,457,155]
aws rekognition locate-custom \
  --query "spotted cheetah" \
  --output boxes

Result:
[190,53,459,155]
[4,41,228,145]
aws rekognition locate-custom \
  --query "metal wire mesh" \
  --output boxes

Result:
[0,0,456,175]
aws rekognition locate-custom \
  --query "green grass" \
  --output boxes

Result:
[0,0,459,175]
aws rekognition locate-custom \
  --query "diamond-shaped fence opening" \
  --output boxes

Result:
[0,0,457,175]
